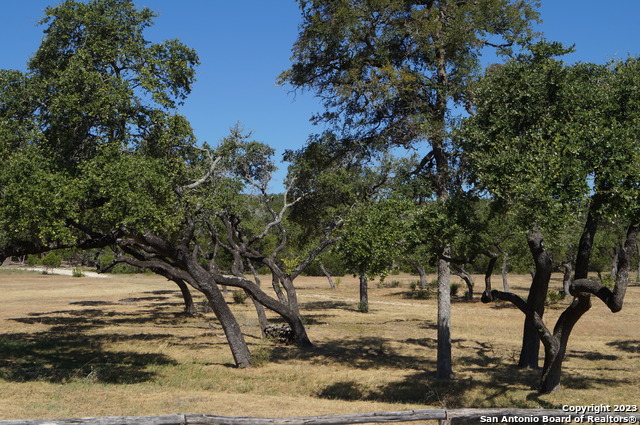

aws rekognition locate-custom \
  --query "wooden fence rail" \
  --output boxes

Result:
[1,408,639,425]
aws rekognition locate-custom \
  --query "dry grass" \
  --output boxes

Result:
[0,269,638,421]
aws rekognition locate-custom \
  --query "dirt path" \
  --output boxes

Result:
[299,292,422,307]
[9,266,110,278]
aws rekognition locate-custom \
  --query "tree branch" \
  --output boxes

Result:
[175,149,221,195]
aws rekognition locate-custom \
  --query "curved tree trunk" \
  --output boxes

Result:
[409,260,429,289]
[539,223,638,393]
[320,263,336,289]
[173,277,198,315]
[210,270,313,348]
[192,276,252,368]
[247,262,269,335]
[453,265,474,299]
[519,228,552,369]
[538,295,591,393]
[271,274,287,305]
[495,243,510,292]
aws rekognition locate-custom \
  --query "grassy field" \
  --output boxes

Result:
[0,268,638,421]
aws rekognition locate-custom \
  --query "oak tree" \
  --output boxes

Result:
[281,0,540,378]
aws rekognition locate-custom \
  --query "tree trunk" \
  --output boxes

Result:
[409,260,428,289]
[198,281,252,368]
[560,262,572,299]
[637,241,640,282]
[359,274,369,313]
[611,245,619,279]
[436,247,453,379]
[575,210,598,280]
[320,263,336,289]
[537,211,599,392]
[453,266,474,299]
[245,289,269,336]
[540,224,638,393]
[539,294,591,393]
[484,253,499,302]
[495,243,510,292]
[417,265,428,290]
[519,228,552,369]
[173,278,198,315]
[247,262,269,335]
[280,275,302,316]
[212,271,314,348]
[501,254,509,292]
[271,274,287,305]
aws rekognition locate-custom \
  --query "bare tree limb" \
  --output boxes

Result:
[176,149,221,195]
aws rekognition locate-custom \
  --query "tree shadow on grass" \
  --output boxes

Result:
[0,331,177,384]
[314,335,638,408]
[606,339,640,354]
[566,349,620,361]
[0,290,212,384]
[301,300,352,310]
[316,372,477,406]
[270,336,434,371]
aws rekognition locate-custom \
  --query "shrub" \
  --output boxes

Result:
[250,343,273,367]
[72,267,85,278]
[546,290,563,306]
[406,280,436,299]
[232,290,247,304]
[378,280,402,288]
[41,251,62,272]
[450,282,461,298]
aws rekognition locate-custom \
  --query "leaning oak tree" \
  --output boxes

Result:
[0,0,331,368]
[461,45,640,392]
[0,0,198,261]
[281,0,540,379]
[97,128,345,361]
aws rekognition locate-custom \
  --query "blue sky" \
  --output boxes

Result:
[1,1,639,190]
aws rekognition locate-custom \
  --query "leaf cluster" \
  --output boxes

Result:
[282,0,540,148]
[460,43,640,237]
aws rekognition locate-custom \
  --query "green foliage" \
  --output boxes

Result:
[461,45,640,240]
[407,280,437,299]
[232,290,247,305]
[72,267,85,278]
[0,0,201,256]
[377,280,402,289]
[282,1,542,280]
[338,198,414,279]
[545,290,563,306]
[41,251,62,270]
[98,250,140,274]
[282,0,539,149]
[600,274,615,290]
[450,283,461,298]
